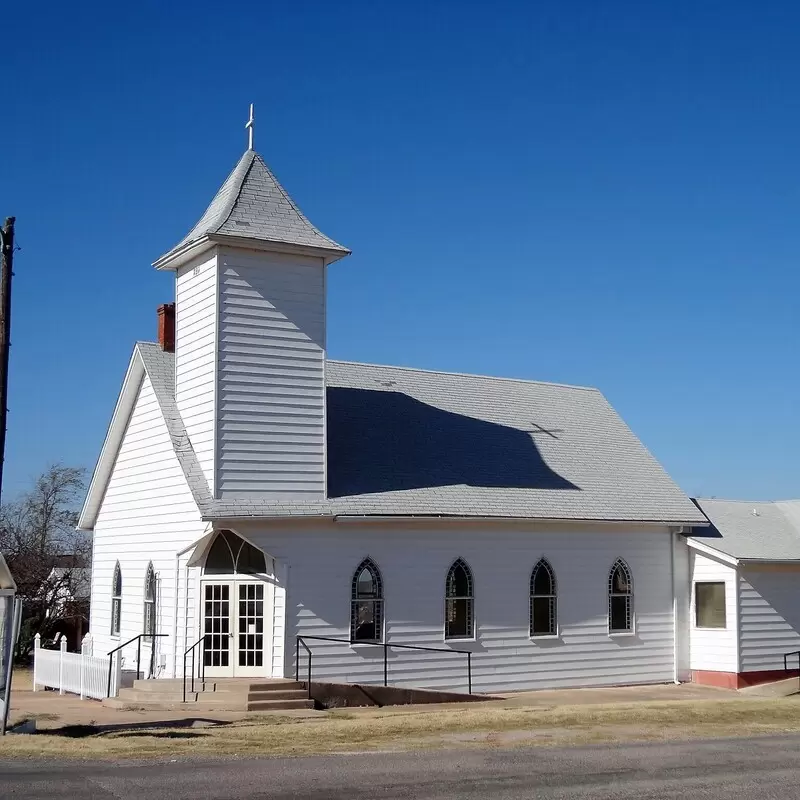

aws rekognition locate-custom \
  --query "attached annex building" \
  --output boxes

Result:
[686,499,800,689]
[78,132,793,693]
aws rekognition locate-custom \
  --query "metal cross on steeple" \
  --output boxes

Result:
[245,104,255,150]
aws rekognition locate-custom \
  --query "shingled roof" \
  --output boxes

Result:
[128,346,703,524]
[689,498,800,561]
[156,149,349,265]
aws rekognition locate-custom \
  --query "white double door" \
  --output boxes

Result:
[201,580,270,678]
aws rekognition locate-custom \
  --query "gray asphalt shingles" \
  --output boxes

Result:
[690,498,800,561]
[139,345,703,525]
[156,150,349,263]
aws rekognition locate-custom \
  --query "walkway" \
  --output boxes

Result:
[8,669,736,732]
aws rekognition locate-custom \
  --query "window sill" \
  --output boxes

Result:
[608,631,635,638]
[530,634,560,641]
[694,626,728,631]
[444,638,477,644]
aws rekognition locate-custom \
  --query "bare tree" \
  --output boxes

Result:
[0,464,88,657]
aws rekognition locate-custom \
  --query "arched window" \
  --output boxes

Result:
[350,558,383,642]
[530,559,557,637]
[608,559,633,633]
[143,562,157,636]
[445,559,474,640]
[204,530,267,575]
[111,562,122,636]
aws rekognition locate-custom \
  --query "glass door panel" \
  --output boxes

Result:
[202,583,231,676]
[236,583,265,676]
[199,581,268,678]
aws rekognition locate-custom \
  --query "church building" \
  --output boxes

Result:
[79,114,800,695]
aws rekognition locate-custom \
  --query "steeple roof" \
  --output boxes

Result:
[155,149,349,266]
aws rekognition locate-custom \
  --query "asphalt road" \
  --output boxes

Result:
[5,736,800,798]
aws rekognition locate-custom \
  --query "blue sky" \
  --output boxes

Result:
[2,0,798,500]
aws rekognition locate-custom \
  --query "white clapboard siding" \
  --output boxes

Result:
[688,552,738,673]
[738,568,800,673]
[216,248,326,500]
[89,373,206,678]
[175,252,218,492]
[271,561,287,677]
[242,522,677,693]
[673,536,691,681]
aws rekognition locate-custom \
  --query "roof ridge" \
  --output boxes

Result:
[256,153,343,250]
[327,358,601,393]
[135,342,212,511]
[694,497,793,505]
[216,150,257,234]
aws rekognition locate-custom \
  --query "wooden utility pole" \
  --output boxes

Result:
[0,217,15,504]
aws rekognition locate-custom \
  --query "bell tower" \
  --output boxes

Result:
[153,107,350,501]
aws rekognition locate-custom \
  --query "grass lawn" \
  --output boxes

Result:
[3,697,800,759]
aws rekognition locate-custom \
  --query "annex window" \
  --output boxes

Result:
[143,562,157,636]
[608,559,633,633]
[204,530,267,575]
[530,559,557,637]
[350,558,383,643]
[695,582,726,629]
[111,562,122,637]
[445,558,474,640]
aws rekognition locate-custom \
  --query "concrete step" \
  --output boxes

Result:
[102,697,137,710]
[104,677,315,711]
[116,689,248,707]
[130,678,304,692]
[247,690,309,702]
[247,699,315,711]
[230,680,305,692]
[103,696,314,712]
[102,698,248,711]
[132,679,219,693]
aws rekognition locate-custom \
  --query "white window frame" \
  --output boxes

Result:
[110,561,122,637]
[445,558,475,641]
[530,558,558,638]
[143,562,157,636]
[694,581,727,629]
[608,558,634,635]
[349,557,384,644]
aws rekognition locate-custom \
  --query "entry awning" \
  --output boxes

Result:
[185,526,216,568]
[183,526,275,568]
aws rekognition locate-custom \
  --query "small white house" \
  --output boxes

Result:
[687,499,800,688]
[78,119,733,694]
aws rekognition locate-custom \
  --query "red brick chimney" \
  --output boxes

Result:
[157,303,175,352]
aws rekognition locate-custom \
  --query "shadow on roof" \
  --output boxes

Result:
[327,388,579,497]
[689,499,723,539]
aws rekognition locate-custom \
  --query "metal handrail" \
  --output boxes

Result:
[784,650,800,693]
[183,635,208,703]
[295,635,473,700]
[296,637,312,700]
[106,633,168,697]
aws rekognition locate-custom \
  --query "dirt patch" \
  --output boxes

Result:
[9,669,33,692]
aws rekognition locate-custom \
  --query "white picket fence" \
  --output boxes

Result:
[32,633,120,700]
